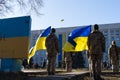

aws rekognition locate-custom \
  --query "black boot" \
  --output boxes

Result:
[93,74,98,80]
[51,72,55,75]
[97,75,104,80]
[48,72,52,75]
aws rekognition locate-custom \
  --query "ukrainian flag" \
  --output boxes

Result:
[28,26,51,63]
[63,25,91,52]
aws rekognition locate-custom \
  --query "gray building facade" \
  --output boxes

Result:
[30,23,120,67]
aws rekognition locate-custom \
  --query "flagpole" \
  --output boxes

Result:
[89,60,93,80]
[87,50,93,80]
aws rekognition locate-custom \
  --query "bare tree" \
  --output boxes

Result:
[0,0,43,16]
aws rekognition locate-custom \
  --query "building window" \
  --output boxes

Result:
[110,30,114,35]
[111,36,114,41]
[116,37,120,41]
[115,30,120,35]
[117,42,120,46]
[103,31,108,36]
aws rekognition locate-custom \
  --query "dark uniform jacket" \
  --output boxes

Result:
[45,33,60,57]
[108,44,119,64]
[87,30,105,54]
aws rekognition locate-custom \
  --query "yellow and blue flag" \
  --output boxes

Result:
[63,25,91,52]
[28,26,51,63]
[61,19,64,22]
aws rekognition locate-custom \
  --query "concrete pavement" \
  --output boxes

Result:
[23,68,89,80]
[22,68,120,80]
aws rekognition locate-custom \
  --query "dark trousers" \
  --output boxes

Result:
[89,54,102,78]
[47,56,56,74]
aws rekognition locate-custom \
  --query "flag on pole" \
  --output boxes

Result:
[28,26,51,63]
[61,19,64,22]
[63,25,91,52]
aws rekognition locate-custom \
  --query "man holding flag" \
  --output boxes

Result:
[28,26,51,64]
[62,25,91,72]
[63,25,91,52]
[45,28,60,75]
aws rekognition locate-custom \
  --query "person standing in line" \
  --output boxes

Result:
[45,28,60,75]
[108,40,119,73]
[87,24,105,80]
[64,52,73,72]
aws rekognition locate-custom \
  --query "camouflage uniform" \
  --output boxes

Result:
[64,52,72,72]
[108,41,119,73]
[45,29,59,75]
[87,24,105,80]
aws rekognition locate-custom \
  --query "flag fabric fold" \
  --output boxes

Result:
[63,25,91,52]
[28,26,51,63]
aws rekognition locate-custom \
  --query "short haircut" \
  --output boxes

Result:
[51,28,56,33]
[94,24,99,30]
[112,40,116,45]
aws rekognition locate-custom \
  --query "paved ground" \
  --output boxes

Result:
[0,68,120,80]
[24,68,89,80]
[23,68,120,80]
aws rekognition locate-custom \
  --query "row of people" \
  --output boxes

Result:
[44,25,120,80]
[87,24,120,80]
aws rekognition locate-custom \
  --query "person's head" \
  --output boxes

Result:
[93,24,99,30]
[51,28,56,33]
[112,40,116,45]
